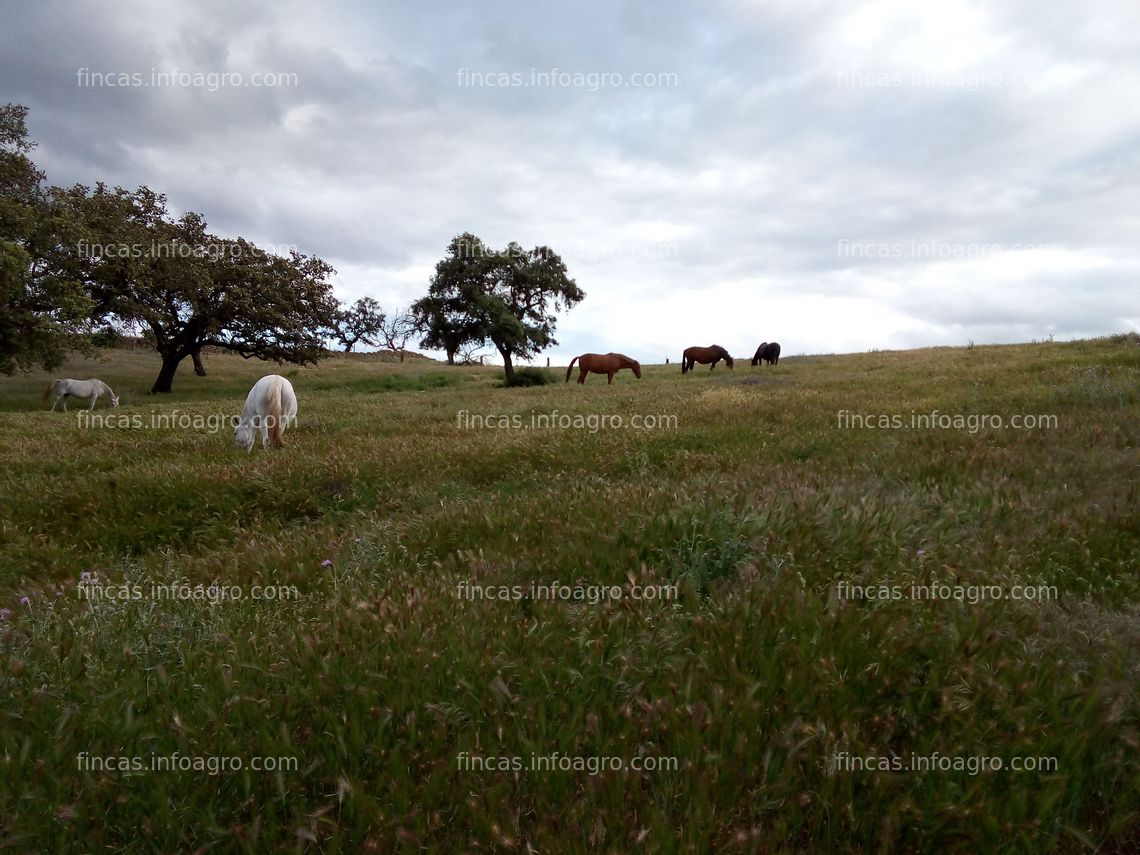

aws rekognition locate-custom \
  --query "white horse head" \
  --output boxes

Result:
[233,420,256,451]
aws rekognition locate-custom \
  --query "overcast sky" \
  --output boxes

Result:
[2,0,1138,363]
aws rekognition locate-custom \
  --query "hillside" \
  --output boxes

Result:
[1,335,1138,851]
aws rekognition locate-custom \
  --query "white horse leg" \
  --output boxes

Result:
[62,397,68,412]
[89,396,97,411]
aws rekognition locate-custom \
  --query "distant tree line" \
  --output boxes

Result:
[1,104,583,390]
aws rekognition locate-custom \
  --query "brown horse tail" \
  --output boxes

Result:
[268,379,285,448]
[565,356,579,383]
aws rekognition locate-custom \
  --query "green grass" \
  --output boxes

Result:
[1,336,1139,852]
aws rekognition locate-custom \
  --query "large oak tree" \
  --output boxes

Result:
[72,184,339,393]
[413,233,583,380]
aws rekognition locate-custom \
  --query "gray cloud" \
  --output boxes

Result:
[2,0,1137,362]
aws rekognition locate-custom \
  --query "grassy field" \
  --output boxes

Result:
[1,336,1139,852]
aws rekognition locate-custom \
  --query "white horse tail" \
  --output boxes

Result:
[268,379,285,448]
[42,382,55,403]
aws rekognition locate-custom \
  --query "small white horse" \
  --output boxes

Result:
[45,378,119,411]
[234,375,298,452]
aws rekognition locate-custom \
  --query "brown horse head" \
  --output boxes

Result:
[609,353,641,379]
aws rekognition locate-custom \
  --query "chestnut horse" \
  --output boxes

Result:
[751,341,781,366]
[681,345,733,374]
[566,353,642,385]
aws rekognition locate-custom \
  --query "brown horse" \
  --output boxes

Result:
[682,345,733,374]
[751,341,780,366]
[566,352,642,384]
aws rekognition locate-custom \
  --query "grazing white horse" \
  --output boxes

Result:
[234,374,297,452]
[45,378,119,411]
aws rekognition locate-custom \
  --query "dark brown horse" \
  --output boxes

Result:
[682,345,733,374]
[751,341,781,366]
[566,353,642,384]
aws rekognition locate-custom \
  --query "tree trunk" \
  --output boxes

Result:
[191,347,207,376]
[501,349,515,382]
[151,352,184,394]
[445,346,456,365]
[399,349,405,363]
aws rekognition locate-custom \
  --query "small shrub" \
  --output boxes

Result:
[501,367,555,387]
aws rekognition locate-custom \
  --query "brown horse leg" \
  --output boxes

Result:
[578,367,587,384]
[608,373,615,384]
